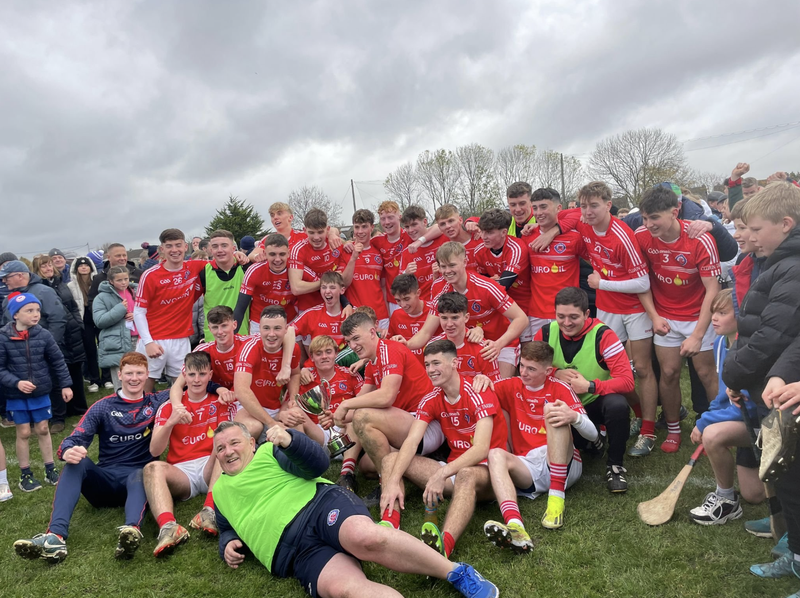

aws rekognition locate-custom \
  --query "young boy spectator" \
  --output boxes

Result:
[0,293,73,492]
[145,352,236,556]
[482,342,597,549]
[721,182,800,582]
[636,185,721,453]
[688,290,763,526]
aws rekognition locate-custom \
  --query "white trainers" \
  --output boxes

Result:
[104,382,114,390]
[0,483,12,502]
[689,491,742,525]
[87,383,99,393]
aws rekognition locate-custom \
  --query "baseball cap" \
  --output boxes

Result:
[0,260,30,279]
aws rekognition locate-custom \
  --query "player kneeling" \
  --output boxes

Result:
[144,352,236,557]
[481,342,599,553]
[379,340,507,559]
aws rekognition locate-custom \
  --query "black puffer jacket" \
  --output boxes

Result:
[0,323,72,400]
[722,227,800,404]
[42,274,86,364]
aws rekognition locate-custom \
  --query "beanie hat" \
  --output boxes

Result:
[73,256,93,270]
[240,236,256,252]
[7,292,41,319]
[147,245,159,258]
[87,250,104,267]
[0,252,17,266]
[49,248,66,258]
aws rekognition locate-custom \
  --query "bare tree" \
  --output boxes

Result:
[287,185,343,228]
[384,162,422,212]
[589,128,686,207]
[415,149,461,212]
[679,168,728,195]
[454,143,500,217]
[494,144,538,193]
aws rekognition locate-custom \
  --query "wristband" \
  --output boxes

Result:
[418,236,426,244]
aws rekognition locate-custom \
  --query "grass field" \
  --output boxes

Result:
[0,377,796,598]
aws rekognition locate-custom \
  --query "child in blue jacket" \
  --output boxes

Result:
[688,289,763,526]
[0,293,73,493]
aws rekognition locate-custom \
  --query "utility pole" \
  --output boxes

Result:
[560,153,566,205]
[351,179,357,212]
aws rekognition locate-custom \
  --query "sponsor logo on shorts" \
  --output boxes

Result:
[327,509,340,526]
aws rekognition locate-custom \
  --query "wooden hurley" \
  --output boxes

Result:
[638,445,704,526]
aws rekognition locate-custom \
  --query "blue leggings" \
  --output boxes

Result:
[48,458,147,539]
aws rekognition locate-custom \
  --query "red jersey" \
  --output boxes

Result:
[635,221,721,321]
[416,377,507,462]
[155,392,236,464]
[289,239,342,311]
[523,228,582,319]
[429,334,500,380]
[291,306,347,348]
[474,237,531,310]
[372,231,412,296]
[256,229,305,249]
[193,335,251,389]
[559,210,649,314]
[240,263,297,323]
[338,245,389,320]
[135,261,205,340]
[494,376,585,455]
[363,339,433,412]
[431,273,517,346]
[235,339,301,409]
[398,236,446,300]
[387,305,436,364]
[298,366,363,423]
[462,237,482,273]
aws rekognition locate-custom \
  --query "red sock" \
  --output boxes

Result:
[203,490,215,509]
[443,531,455,557]
[156,512,176,529]
[499,500,523,525]
[549,462,568,498]
[46,531,65,541]
[632,403,642,418]
[341,458,356,476]
[640,419,655,437]
[381,508,401,529]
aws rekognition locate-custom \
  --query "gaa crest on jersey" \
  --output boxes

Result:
[327,509,340,526]
[471,302,482,313]
[143,406,154,418]
[332,249,341,258]
[339,381,347,391]
[464,412,470,423]
[208,404,217,416]
[466,357,475,370]
[674,254,688,267]
[374,255,383,265]
[553,242,567,254]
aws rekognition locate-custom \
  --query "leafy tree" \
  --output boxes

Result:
[205,195,267,243]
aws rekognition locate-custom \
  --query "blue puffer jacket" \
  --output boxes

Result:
[92,280,137,369]
[0,323,72,400]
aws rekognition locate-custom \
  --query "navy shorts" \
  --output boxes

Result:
[7,395,52,425]
[291,485,371,598]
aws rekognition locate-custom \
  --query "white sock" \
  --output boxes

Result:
[715,486,735,500]
[0,469,7,485]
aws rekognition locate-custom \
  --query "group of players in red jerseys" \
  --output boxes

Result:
[114,176,734,560]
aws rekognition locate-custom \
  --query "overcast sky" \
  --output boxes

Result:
[2,0,799,256]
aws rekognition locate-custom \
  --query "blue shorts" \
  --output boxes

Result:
[290,485,371,598]
[6,395,52,425]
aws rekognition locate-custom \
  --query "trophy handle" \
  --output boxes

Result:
[320,378,332,411]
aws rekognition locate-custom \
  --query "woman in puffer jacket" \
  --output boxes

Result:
[92,266,138,391]
[30,255,88,431]
[66,256,101,393]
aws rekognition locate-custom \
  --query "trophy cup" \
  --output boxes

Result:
[295,379,355,457]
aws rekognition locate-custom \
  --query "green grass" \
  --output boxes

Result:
[0,376,796,598]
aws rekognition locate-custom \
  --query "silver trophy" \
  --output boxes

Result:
[295,379,355,457]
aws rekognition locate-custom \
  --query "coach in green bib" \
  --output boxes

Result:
[212,421,499,598]
[535,287,635,494]
[199,230,249,341]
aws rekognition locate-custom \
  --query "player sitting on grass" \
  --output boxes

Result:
[379,340,507,559]
[480,341,598,552]
[14,352,169,563]
[144,351,236,556]
[688,289,763,526]
[0,293,73,492]
[212,421,499,598]
[429,292,498,380]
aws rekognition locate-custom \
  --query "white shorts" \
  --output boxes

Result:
[249,320,260,336]
[234,401,281,420]
[498,346,520,367]
[653,318,715,351]
[408,418,445,455]
[174,455,210,499]
[388,303,400,316]
[378,318,390,331]
[597,310,653,343]
[525,317,552,342]
[516,446,582,500]
[135,337,190,379]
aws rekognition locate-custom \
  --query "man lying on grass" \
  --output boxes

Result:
[211,420,500,598]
